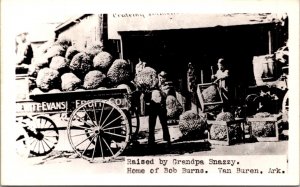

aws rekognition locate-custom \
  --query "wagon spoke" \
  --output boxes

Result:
[46,133,59,141]
[40,140,46,153]
[38,141,41,154]
[48,123,55,129]
[44,135,59,138]
[75,114,94,127]
[98,103,105,126]
[43,118,48,128]
[30,137,35,145]
[70,124,92,131]
[83,107,97,127]
[71,132,92,138]
[44,137,57,145]
[43,139,56,149]
[43,130,57,136]
[82,134,96,156]
[39,118,42,128]
[33,139,38,151]
[102,137,114,156]
[100,107,114,127]
[99,135,104,159]
[42,118,48,128]
[104,131,126,139]
[103,125,124,131]
[92,102,98,126]
[38,118,42,128]
[75,133,95,148]
[42,139,52,150]
[91,135,99,160]
[102,115,122,129]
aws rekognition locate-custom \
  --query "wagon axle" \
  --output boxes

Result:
[91,126,103,135]
[25,128,44,141]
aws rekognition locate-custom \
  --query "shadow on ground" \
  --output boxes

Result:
[123,141,211,156]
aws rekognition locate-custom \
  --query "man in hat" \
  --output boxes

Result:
[15,32,33,74]
[148,89,171,147]
[158,71,176,97]
[147,71,174,147]
[211,58,231,110]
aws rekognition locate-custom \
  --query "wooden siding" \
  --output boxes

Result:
[56,14,103,51]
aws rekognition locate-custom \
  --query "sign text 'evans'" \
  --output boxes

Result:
[16,101,67,113]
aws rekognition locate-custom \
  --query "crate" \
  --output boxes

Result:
[207,118,246,146]
[196,83,223,112]
[247,114,282,142]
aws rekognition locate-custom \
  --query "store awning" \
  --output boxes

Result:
[108,13,285,39]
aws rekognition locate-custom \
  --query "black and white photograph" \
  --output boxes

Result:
[1,0,299,185]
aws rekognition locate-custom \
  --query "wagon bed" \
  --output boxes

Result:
[16,75,140,162]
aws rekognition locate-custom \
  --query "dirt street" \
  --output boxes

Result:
[22,115,288,163]
[6,114,288,185]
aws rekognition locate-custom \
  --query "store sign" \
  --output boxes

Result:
[108,13,182,39]
[75,98,128,109]
[108,13,277,39]
[16,101,67,113]
[16,98,128,114]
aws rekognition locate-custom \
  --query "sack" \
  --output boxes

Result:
[253,54,275,85]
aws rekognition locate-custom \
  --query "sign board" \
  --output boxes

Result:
[108,13,281,39]
[16,98,128,114]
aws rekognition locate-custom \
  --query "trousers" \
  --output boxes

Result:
[148,102,170,144]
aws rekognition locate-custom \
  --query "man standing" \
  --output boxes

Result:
[158,71,176,97]
[148,89,171,147]
[15,32,33,74]
[211,58,231,110]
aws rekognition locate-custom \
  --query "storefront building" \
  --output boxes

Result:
[108,13,288,105]
[55,13,288,110]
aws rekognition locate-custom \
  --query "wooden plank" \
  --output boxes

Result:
[256,137,279,142]
[208,139,230,146]
[247,116,282,122]
[204,102,223,105]
[29,88,128,102]
[207,120,227,125]
[207,119,246,126]
[172,138,208,145]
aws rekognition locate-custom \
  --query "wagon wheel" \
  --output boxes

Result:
[28,115,59,156]
[67,100,130,162]
[15,123,30,158]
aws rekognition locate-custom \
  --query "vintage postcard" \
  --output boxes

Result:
[1,0,299,185]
